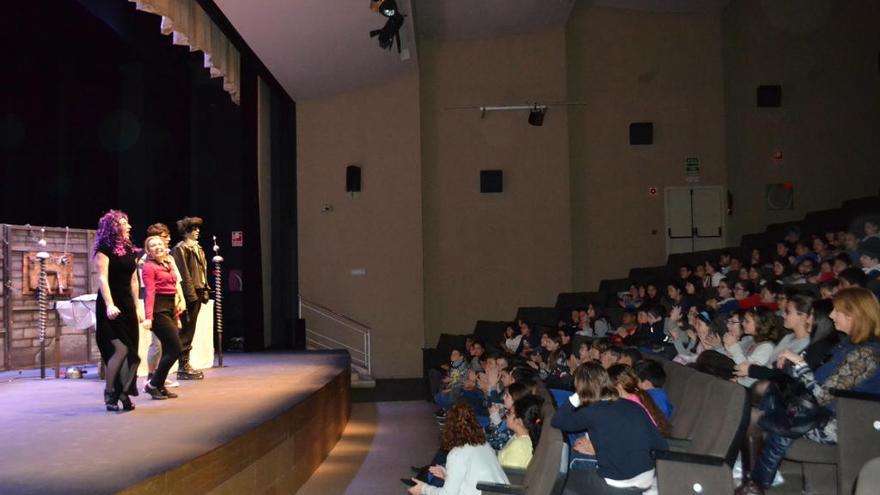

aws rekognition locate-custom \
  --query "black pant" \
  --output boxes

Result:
[150,294,182,387]
[179,292,205,354]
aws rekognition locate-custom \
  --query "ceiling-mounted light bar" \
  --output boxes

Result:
[449,102,586,127]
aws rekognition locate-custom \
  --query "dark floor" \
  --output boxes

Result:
[0,351,349,495]
[352,378,428,403]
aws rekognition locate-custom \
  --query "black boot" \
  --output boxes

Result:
[177,353,204,380]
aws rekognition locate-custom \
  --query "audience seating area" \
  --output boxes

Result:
[421,195,880,495]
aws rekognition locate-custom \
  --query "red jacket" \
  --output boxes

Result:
[142,259,177,319]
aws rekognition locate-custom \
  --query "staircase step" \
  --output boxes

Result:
[351,372,376,389]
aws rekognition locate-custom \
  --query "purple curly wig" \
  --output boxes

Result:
[94,210,135,257]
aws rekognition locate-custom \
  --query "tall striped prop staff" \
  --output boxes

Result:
[212,235,225,367]
[36,228,50,379]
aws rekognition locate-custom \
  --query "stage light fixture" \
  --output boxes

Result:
[528,106,546,127]
[378,0,397,17]
[369,0,405,52]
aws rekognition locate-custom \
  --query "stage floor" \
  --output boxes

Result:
[0,351,350,495]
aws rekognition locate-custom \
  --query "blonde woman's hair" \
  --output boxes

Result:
[144,235,166,260]
[574,362,619,405]
[832,287,880,344]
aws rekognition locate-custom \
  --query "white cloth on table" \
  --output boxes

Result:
[137,300,214,376]
[54,294,97,331]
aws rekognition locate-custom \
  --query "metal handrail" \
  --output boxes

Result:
[299,295,371,376]
[299,297,370,333]
[305,329,366,359]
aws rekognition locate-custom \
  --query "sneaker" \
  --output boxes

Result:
[165,379,180,388]
[159,387,178,399]
[433,409,446,419]
[772,470,784,487]
[144,383,168,400]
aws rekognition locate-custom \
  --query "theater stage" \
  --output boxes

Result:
[0,351,351,495]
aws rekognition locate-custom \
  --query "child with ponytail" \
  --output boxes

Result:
[607,364,670,434]
[497,395,545,470]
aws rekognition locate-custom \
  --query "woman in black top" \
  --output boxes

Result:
[552,362,667,494]
[94,210,143,411]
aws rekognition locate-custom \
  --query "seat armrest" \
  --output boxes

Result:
[476,482,526,495]
[652,449,726,466]
[502,467,526,486]
[831,388,880,402]
[502,466,527,477]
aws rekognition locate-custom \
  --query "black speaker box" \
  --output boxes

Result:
[480,170,503,193]
[629,122,653,145]
[346,165,361,192]
[757,85,782,107]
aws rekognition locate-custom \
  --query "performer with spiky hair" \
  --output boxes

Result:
[171,216,208,380]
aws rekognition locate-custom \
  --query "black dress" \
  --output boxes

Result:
[95,245,140,396]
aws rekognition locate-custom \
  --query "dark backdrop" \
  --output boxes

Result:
[0,0,297,350]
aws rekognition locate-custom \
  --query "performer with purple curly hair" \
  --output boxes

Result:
[94,210,144,411]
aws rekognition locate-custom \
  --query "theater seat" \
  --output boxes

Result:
[855,457,880,495]
[479,390,568,495]
[654,451,735,495]
[785,440,835,464]
[643,357,748,495]
[784,390,880,495]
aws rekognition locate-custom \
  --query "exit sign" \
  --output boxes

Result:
[231,231,243,247]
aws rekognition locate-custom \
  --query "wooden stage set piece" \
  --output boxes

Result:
[0,351,351,495]
[0,224,100,373]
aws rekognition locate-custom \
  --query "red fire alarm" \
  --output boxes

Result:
[773,151,784,165]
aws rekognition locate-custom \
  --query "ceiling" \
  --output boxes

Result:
[213,0,730,101]
[213,0,419,101]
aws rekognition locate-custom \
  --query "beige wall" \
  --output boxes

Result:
[297,74,424,378]
[723,0,880,242]
[567,7,727,289]
[420,29,572,345]
[295,3,879,377]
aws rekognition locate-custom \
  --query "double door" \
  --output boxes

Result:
[664,186,726,256]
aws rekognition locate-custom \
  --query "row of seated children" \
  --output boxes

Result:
[410,355,546,495]
[423,327,677,494]
[612,220,880,316]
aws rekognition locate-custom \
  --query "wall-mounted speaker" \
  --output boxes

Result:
[346,165,361,192]
[757,85,782,107]
[766,183,794,210]
[629,122,653,145]
[480,170,503,193]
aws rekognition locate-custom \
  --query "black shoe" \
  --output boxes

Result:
[119,393,135,411]
[735,480,766,495]
[104,390,119,412]
[433,409,446,419]
[144,383,168,400]
[159,387,178,399]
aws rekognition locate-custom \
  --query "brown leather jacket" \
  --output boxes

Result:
[171,241,207,304]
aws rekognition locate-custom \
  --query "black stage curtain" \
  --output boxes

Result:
[0,0,298,350]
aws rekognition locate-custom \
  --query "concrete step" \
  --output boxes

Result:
[351,370,375,389]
